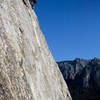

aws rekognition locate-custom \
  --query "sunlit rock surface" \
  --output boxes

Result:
[0,0,71,100]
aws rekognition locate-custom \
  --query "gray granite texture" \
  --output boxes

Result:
[0,0,72,100]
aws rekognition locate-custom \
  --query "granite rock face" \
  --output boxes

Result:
[57,58,100,100]
[0,0,71,100]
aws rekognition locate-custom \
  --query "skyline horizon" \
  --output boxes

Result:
[56,57,100,62]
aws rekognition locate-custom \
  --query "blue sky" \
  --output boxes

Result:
[35,0,100,61]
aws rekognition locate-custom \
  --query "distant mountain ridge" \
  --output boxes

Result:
[57,58,100,100]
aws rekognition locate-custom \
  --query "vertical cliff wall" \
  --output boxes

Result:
[0,0,71,100]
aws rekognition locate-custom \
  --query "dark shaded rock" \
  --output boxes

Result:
[22,0,37,8]
[29,0,37,8]
[57,58,100,100]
